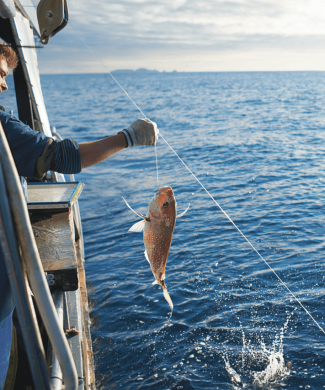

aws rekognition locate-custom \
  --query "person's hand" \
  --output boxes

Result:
[119,118,159,147]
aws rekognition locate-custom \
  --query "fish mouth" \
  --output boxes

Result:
[155,186,175,209]
[155,186,176,203]
[157,186,173,195]
[156,187,175,204]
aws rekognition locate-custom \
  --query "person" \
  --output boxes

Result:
[0,42,159,196]
[0,41,158,390]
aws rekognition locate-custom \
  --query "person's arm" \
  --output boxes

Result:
[79,133,126,169]
[80,118,159,169]
[34,118,159,177]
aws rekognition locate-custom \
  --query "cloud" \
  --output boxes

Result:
[69,0,325,38]
[37,0,325,73]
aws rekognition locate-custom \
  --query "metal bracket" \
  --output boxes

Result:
[37,0,69,45]
[46,273,55,287]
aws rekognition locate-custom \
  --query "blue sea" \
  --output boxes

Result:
[3,71,325,389]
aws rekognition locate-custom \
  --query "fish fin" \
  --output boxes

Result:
[122,197,149,221]
[144,250,150,264]
[176,203,190,219]
[163,287,173,310]
[129,220,145,233]
[152,280,158,285]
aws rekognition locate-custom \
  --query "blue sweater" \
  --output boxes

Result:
[0,110,82,192]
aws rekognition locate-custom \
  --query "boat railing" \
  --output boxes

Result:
[0,123,79,390]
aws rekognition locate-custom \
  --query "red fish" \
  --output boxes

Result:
[123,186,189,309]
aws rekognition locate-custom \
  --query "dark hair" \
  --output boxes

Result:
[0,42,18,69]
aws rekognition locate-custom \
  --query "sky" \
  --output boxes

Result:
[33,0,325,73]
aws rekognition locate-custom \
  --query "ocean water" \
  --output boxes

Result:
[2,71,325,389]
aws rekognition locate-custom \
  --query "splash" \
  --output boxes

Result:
[223,314,292,389]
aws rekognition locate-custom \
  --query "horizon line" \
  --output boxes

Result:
[37,69,325,76]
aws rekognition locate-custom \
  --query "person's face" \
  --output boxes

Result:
[0,59,9,94]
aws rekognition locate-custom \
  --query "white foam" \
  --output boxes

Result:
[222,315,292,388]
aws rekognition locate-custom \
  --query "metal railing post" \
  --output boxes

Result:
[49,290,64,390]
[0,163,51,390]
[0,123,78,390]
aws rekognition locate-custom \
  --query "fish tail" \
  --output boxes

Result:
[162,284,173,310]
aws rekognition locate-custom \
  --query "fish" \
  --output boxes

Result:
[123,186,189,310]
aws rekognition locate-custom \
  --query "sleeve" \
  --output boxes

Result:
[33,139,56,179]
[50,139,82,174]
[0,111,51,178]
[0,111,82,179]
[34,138,82,178]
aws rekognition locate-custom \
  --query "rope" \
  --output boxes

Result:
[66,20,325,335]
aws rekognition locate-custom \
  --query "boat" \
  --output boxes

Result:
[0,1,95,389]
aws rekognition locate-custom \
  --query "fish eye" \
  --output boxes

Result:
[163,202,169,209]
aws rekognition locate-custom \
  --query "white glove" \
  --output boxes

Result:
[119,118,159,147]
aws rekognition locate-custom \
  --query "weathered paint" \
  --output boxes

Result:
[0,311,13,390]
[30,210,78,290]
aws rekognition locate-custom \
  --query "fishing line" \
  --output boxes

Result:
[155,143,159,187]
[159,134,325,335]
[66,20,160,187]
[66,20,325,335]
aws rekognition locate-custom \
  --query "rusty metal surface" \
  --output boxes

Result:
[30,210,78,290]
[30,211,77,272]
[75,240,96,389]
[29,207,95,387]
[65,289,84,390]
